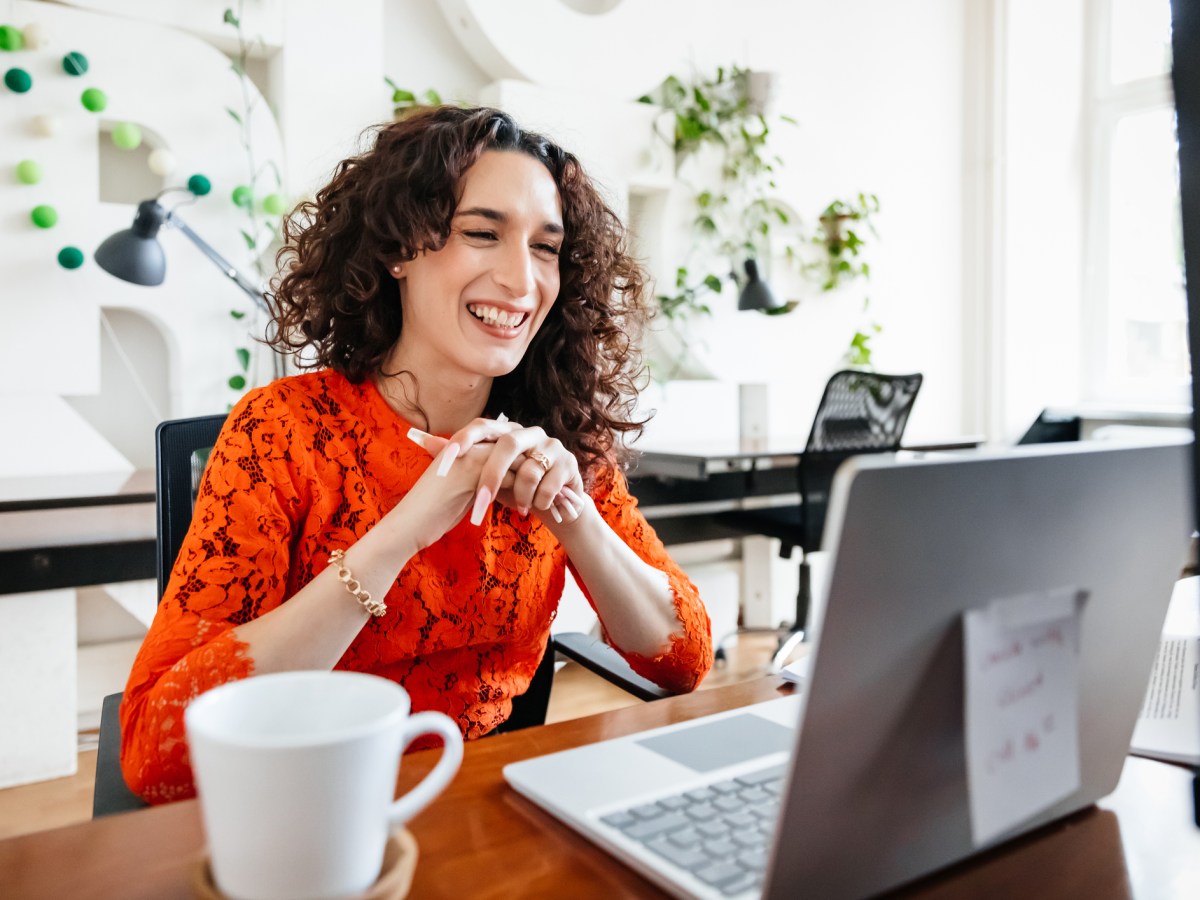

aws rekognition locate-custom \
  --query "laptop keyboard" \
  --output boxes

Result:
[598,762,787,896]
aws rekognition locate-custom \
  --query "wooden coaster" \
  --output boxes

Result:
[191,828,418,900]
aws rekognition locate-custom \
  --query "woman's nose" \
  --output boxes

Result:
[493,243,535,297]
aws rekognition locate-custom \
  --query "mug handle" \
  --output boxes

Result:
[386,711,464,825]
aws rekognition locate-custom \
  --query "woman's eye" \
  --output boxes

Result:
[464,230,497,242]
[533,243,561,258]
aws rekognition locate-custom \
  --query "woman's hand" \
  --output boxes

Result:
[407,416,589,530]
[395,436,515,550]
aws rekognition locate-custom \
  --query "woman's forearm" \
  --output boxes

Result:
[550,499,682,658]
[231,507,422,673]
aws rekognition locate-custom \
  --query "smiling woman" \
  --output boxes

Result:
[117,106,713,805]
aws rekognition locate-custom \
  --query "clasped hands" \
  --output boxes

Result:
[406,414,589,536]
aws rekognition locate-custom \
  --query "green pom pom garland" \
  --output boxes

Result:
[187,174,212,196]
[31,204,58,229]
[80,87,107,112]
[57,246,85,269]
[4,67,32,93]
[62,51,89,76]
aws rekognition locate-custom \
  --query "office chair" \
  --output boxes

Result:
[717,370,923,671]
[94,414,670,817]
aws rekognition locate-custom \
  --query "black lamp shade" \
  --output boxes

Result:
[94,200,168,286]
[737,258,783,311]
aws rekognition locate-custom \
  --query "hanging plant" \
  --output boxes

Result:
[639,65,800,322]
[808,193,882,368]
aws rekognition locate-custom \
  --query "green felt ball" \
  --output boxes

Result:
[80,87,107,112]
[0,25,24,51]
[57,246,84,269]
[111,122,142,150]
[4,67,32,93]
[30,204,57,229]
[187,173,211,196]
[261,192,287,216]
[62,51,89,76]
[231,185,253,209]
[15,159,42,185]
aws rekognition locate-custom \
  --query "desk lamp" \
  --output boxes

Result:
[94,190,268,314]
[736,258,797,314]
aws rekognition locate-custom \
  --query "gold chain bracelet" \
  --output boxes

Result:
[328,549,387,617]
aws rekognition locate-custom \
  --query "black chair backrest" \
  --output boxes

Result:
[799,370,923,550]
[155,414,227,599]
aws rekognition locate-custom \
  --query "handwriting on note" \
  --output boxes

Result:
[964,589,1084,846]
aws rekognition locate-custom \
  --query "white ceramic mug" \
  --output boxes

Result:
[185,670,463,900]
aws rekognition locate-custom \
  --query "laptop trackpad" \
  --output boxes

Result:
[635,714,793,772]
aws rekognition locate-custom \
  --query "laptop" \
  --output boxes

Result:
[504,439,1194,899]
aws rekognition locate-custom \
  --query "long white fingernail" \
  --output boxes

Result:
[436,442,460,477]
[548,505,563,524]
[406,427,429,447]
[470,486,493,526]
[497,412,508,424]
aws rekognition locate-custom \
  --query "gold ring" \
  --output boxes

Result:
[526,449,552,472]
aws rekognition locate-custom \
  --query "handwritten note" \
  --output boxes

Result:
[964,588,1084,846]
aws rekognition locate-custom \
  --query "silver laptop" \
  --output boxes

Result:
[504,439,1194,899]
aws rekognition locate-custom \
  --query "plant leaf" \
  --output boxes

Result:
[230,310,247,320]
[226,107,242,125]
[235,347,251,371]
[223,8,239,27]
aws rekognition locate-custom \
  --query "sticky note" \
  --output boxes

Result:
[964,588,1084,846]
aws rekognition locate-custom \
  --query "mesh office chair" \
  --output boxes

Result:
[718,370,923,670]
[93,414,669,817]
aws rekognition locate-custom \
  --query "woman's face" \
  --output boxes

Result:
[392,150,564,382]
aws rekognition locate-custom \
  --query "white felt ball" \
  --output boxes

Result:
[30,114,61,138]
[147,148,177,176]
[21,23,48,50]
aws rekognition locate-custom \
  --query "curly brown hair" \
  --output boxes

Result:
[269,105,650,479]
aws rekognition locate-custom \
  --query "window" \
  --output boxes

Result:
[1084,0,1187,405]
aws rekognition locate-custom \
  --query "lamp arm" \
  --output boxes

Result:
[165,209,269,314]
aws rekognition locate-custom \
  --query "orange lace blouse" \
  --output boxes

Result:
[120,369,712,804]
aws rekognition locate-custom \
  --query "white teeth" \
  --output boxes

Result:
[468,304,526,328]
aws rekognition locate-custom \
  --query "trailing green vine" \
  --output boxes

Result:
[222,2,286,396]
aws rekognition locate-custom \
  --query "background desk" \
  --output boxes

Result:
[1,678,1196,899]
[0,470,155,595]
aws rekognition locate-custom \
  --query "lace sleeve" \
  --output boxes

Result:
[119,389,302,803]
[567,466,713,693]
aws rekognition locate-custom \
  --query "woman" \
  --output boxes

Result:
[120,106,712,803]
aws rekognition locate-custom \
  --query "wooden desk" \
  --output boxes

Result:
[2,678,1197,899]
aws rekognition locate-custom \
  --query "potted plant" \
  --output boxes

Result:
[808,193,881,367]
